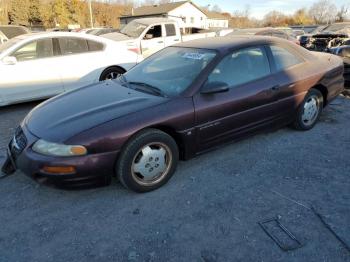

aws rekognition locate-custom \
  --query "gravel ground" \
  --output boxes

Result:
[0,96,349,262]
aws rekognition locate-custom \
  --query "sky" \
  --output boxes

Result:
[194,0,350,19]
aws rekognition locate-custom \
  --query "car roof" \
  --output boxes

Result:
[12,31,109,42]
[174,35,315,59]
[174,35,280,50]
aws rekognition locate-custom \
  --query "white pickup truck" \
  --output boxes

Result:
[102,18,217,58]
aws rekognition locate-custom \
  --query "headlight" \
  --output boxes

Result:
[32,139,87,157]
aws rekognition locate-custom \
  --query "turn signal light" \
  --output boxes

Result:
[42,166,76,174]
[70,146,87,156]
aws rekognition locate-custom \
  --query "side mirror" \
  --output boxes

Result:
[144,34,153,40]
[201,81,229,95]
[2,56,17,65]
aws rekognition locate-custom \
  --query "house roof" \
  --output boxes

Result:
[123,1,207,18]
[204,11,228,20]
[130,1,188,16]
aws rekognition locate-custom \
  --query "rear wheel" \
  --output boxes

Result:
[116,129,179,193]
[99,67,125,81]
[292,89,323,130]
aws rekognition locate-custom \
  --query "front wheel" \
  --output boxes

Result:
[99,67,125,81]
[116,129,179,193]
[292,89,324,130]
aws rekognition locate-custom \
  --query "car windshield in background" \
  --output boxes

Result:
[0,37,21,54]
[120,21,147,38]
[122,47,217,97]
[322,23,350,33]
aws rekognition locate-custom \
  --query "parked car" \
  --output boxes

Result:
[89,28,119,36]
[329,45,350,88]
[299,26,329,48]
[0,25,30,39]
[293,29,305,39]
[305,22,350,52]
[77,28,104,34]
[291,25,321,34]
[275,27,294,36]
[227,28,300,44]
[0,32,142,106]
[102,18,217,58]
[2,36,344,192]
[0,30,8,44]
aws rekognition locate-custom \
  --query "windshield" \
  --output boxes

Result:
[122,47,217,97]
[0,37,21,54]
[120,21,147,38]
[322,23,350,33]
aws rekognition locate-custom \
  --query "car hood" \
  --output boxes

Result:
[25,81,168,142]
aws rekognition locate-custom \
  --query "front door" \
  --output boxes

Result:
[140,24,165,58]
[193,46,280,151]
[0,38,63,105]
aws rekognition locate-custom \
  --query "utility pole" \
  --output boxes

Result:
[88,0,94,28]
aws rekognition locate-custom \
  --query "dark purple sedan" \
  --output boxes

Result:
[2,36,344,192]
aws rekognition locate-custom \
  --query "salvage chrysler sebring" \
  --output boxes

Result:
[2,36,344,192]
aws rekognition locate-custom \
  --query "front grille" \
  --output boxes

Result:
[10,127,27,158]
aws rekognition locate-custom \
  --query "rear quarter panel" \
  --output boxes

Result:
[311,52,345,101]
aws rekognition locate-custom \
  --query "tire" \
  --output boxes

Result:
[116,129,179,193]
[292,88,324,131]
[99,67,125,81]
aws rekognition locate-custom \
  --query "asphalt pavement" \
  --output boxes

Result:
[0,96,349,262]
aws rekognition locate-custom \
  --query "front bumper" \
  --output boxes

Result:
[4,125,119,180]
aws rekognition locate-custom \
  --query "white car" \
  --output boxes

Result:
[0,32,142,106]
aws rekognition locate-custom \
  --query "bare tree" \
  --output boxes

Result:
[309,0,337,24]
[263,10,289,27]
[336,5,348,22]
[211,4,222,13]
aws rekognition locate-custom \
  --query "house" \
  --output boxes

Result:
[120,1,229,30]
[205,11,229,29]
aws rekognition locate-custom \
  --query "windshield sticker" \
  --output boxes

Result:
[182,53,206,60]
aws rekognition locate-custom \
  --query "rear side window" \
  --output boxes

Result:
[58,38,88,55]
[270,45,303,71]
[165,24,176,36]
[208,46,271,87]
[87,40,104,51]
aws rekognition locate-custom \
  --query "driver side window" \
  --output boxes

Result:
[144,25,162,39]
[207,46,271,88]
[12,38,53,62]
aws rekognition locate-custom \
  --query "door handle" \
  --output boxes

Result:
[174,39,180,42]
[157,41,164,44]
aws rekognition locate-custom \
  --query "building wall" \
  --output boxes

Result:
[168,2,207,29]
[206,19,229,28]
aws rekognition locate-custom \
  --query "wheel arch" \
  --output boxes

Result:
[311,84,328,106]
[99,65,127,81]
[148,125,187,160]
